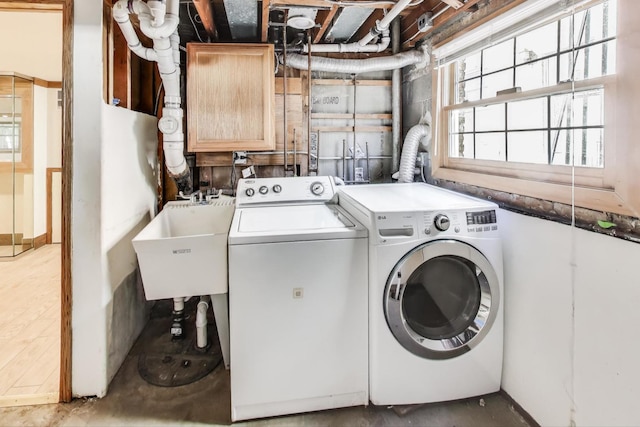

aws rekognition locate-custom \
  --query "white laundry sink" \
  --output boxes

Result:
[132,197,235,300]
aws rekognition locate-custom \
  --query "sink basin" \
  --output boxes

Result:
[132,197,236,300]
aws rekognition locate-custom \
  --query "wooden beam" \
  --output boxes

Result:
[261,0,271,42]
[313,5,338,43]
[312,113,392,119]
[270,0,333,8]
[349,9,384,43]
[275,77,302,94]
[112,16,131,109]
[313,126,392,132]
[401,0,484,48]
[192,0,217,41]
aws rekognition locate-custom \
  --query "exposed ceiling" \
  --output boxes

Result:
[179,0,484,51]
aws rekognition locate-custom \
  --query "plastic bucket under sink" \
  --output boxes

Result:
[132,197,235,300]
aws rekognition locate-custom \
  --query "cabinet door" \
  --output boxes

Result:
[187,43,275,152]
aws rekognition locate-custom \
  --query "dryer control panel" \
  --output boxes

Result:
[374,208,499,244]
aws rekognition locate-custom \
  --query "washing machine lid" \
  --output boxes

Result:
[339,183,497,213]
[229,204,367,244]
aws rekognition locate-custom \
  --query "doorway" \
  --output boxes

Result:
[0,0,72,406]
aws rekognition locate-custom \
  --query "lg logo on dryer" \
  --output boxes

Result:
[377,215,387,220]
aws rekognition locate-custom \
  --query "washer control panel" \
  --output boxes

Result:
[236,176,336,206]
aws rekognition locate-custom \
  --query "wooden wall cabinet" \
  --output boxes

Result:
[187,43,275,152]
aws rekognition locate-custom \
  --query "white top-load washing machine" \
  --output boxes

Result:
[228,176,368,421]
[338,183,503,406]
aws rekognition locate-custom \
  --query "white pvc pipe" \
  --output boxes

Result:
[113,0,190,188]
[304,32,390,54]
[358,0,412,46]
[173,297,185,312]
[303,0,411,53]
[196,297,210,349]
[112,0,157,61]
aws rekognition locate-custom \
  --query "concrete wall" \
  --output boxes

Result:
[72,0,158,397]
[500,210,640,426]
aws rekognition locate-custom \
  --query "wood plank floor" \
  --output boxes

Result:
[0,244,60,407]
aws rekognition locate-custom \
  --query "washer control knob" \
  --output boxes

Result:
[310,182,325,196]
[245,188,255,197]
[259,185,269,195]
[272,184,282,193]
[434,214,450,231]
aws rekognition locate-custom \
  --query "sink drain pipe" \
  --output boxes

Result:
[113,0,192,195]
[196,296,210,349]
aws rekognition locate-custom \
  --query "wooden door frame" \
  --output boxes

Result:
[0,0,74,403]
[46,167,62,244]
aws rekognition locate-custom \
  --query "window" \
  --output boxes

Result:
[432,0,640,217]
[0,121,21,153]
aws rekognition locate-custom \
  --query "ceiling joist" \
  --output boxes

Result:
[313,4,339,43]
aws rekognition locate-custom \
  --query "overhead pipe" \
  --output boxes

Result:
[284,47,428,73]
[112,1,157,61]
[397,112,431,183]
[300,0,411,53]
[113,0,192,194]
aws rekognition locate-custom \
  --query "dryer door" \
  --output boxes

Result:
[384,240,500,360]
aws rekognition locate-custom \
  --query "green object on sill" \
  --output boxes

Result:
[597,220,617,229]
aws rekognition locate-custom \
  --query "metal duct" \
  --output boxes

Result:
[224,0,258,40]
[284,47,428,73]
[398,113,431,183]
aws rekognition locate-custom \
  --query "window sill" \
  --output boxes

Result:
[433,166,634,217]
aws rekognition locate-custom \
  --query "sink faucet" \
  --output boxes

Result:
[189,191,204,203]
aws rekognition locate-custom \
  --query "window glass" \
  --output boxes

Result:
[482,39,514,74]
[458,51,481,80]
[550,128,604,167]
[475,104,504,132]
[482,69,514,98]
[457,77,481,103]
[508,98,547,130]
[449,133,474,158]
[515,22,558,65]
[450,108,474,134]
[507,131,548,164]
[515,57,558,91]
[476,133,506,161]
[559,40,616,81]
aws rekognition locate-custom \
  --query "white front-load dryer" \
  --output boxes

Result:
[338,183,503,406]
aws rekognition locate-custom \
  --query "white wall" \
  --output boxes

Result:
[33,85,47,238]
[101,104,157,383]
[500,210,640,426]
[72,0,158,397]
[0,12,62,81]
[47,88,62,168]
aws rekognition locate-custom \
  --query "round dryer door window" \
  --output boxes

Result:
[384,240,500,360]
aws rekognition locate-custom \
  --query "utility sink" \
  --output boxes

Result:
[132,197,236,300]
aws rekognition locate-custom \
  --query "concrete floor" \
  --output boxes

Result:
[0,302,534,427]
